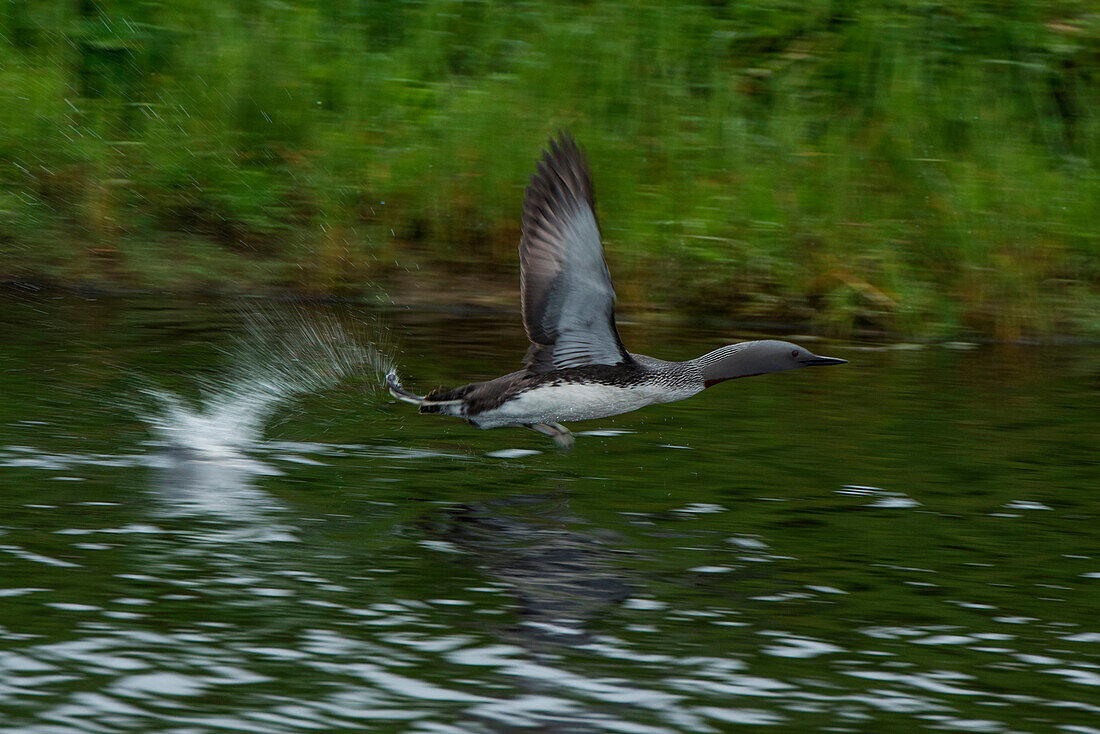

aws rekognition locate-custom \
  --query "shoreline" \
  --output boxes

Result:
[4,272,1098,347]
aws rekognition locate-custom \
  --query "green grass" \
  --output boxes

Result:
[2,0,1099,337]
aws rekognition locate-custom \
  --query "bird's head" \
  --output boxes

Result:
[701,340,847,387]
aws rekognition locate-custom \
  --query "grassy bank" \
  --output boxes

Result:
[2,1,1099,337]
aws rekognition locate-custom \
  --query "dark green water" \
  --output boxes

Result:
[1,295,1098,733]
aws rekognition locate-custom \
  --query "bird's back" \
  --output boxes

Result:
[424,359,703,427]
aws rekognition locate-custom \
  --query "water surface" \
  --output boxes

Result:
[1,295,1098,733]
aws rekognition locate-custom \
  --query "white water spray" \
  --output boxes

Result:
[140,306,395,466]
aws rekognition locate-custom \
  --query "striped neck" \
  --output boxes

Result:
[690,341,797,387]
[690,343,754,387]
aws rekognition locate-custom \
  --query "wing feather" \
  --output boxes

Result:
[519,133,630,373]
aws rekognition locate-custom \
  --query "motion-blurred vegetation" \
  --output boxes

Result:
[1,0,1098,337]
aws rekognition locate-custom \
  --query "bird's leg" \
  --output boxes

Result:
[386,370,426,405]
[525,422,575,450]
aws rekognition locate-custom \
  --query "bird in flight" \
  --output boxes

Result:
[388,133,846,447]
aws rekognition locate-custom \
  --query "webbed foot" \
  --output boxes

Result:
[386,370,426,405]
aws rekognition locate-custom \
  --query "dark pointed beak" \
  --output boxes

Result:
[799,355,847,367]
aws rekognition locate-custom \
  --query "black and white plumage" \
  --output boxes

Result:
[388,133,846,448]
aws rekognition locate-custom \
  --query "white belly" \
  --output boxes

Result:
[471,381,702,428]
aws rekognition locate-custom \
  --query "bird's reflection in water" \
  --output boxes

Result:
[424,492,632,647]
[421,492,655,733]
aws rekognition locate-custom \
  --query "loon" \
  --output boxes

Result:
[387,133,846,448]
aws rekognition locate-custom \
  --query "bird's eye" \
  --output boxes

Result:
[791,350,799,358]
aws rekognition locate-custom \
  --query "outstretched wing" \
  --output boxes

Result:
[519,133,631,373]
